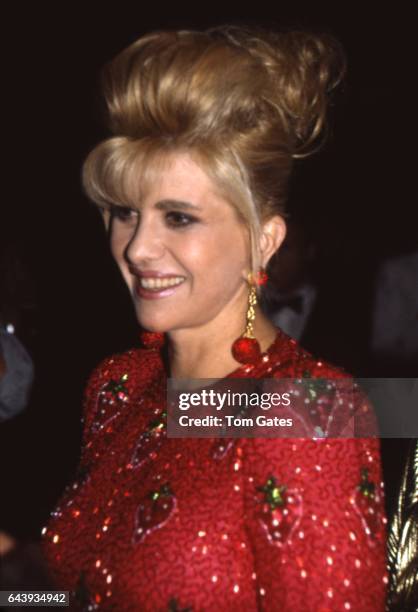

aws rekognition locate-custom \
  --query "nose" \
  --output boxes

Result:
[124,217,166,267]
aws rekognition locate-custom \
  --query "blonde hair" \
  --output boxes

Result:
[82,26,346,273]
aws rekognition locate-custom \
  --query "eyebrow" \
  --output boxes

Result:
[154,199,202,212]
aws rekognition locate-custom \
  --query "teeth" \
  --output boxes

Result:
[140,276,185,290]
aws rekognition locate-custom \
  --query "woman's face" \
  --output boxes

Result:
[107,152,250,334]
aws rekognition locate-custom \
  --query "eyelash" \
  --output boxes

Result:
[109,205,137,223]
[109,206,198,228]
[165,211,197,228]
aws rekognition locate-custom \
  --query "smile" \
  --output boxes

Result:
[139,276,185,290]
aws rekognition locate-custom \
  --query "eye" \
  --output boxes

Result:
[165,211,198,228]
[110,205,138,223]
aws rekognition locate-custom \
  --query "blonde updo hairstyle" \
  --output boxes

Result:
[83,26,346,276]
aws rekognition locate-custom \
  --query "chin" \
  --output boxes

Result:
[136,314,173,334]
[138,322,167,333]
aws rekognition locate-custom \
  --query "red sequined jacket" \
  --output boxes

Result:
[42,329,388,611]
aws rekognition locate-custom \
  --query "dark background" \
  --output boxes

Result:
[0,4,414,538]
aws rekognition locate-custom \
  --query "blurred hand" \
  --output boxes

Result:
[0,530,17,556]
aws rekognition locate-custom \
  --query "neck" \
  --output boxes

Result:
[167,306,277,379]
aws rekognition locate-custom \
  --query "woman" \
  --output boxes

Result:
[42,26,388,610]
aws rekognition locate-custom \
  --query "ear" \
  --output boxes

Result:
[259,215,287,268]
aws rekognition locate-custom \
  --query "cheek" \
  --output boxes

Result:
[182,227,249,287]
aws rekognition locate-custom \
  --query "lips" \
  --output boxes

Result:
[130,268,186,299]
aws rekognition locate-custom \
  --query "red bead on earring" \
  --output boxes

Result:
[231,335,262,364]
[253,269,268,286]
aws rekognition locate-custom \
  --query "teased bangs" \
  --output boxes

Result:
[82,137,175,210]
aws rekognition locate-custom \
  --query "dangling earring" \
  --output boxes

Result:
[231,269,268,364]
